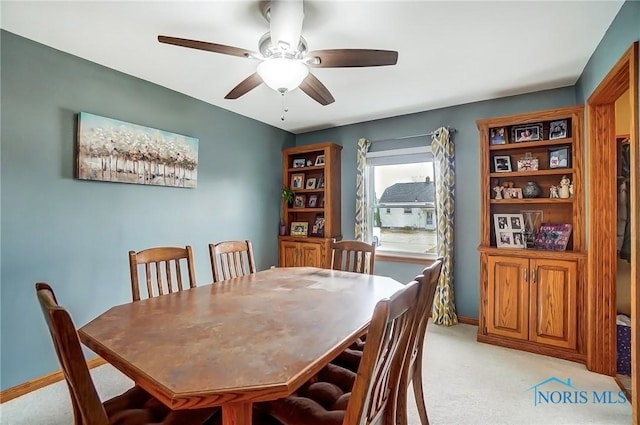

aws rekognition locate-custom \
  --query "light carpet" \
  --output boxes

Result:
[0,324,632,424]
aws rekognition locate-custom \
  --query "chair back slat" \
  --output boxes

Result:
[35,283,110,425]
[331,239,376,275]
[129,246,196,302]
[209,240,257,282]
[344,280,419,425]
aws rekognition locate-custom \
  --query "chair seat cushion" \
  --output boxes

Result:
[260,364,356,425]
[104,386,216,425]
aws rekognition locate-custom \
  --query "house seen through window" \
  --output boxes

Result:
[366,146,437,256]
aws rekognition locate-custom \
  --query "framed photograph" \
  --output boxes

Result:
[319,196,325,207]
[504,187,523,199]
[292,158,306,168]
[305,177,317,189]
[293,194,306,208]
[516,152,539,171]
[290,221,309,237]
[290,173,304,189]
[548,146,571,169]
[512,124,542,143]
[314,155,325,166]
[318,176,325,188]
[534,223,573,251]
[493,213,526,249]
[308,194,318,208]
[493,155,512,172]
[310,216,326,237]
[549,120,568,140]
[490,127,507,145]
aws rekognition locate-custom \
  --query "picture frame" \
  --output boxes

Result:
[534,223,573,251]
[293,194,306,209]
[314,155,325,166]
[493,213,526,249]
[292,158,306,168]
[319,196,325,207]
[317,176,325,188]
[512,124,542,143]
[493,155,512,172]
[290,221,309,237]
[305,177,317,189]
[516,152,539,172]
[548,146,571,169]
[290,173,305,189]
[504,187,523,199]
[310,216,326,237]
[308,194,318,208]
[549,119,568,140]
[77,112,199,188]
[490,127,507,145]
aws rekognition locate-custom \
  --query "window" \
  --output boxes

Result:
[366,146,437,256]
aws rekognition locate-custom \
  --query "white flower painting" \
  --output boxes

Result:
[77,112,198,188]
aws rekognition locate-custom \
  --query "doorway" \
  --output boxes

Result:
[586,42,638,423]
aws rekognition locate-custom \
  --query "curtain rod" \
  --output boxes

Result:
[371,127,457,143]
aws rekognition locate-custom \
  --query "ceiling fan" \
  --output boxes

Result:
[157,0,398,106]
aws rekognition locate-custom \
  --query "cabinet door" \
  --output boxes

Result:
[280,241,300,267]
[486,255,529,341]
[299,242,322,267]
[529,259,577,349]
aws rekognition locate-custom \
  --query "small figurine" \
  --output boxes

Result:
[559,175,571,199]
[569,183,574,197]
[493,185,504,199]
[550,185,559,198]
[306,160,313,167]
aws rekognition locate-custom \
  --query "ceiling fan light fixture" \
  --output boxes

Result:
[257,58,309,93]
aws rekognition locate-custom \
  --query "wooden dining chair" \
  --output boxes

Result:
[128,245,196,302]
[330,239,376,274]
[35,283,216,425]
[397,257,444,425]
[208,240,257,282]
[260,279,420,425]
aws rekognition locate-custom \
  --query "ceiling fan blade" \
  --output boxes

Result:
[224,73,263,100]
[269,0,304,52]
[299,73,335,106]
[158,36,260,59]
[307,49,398,68]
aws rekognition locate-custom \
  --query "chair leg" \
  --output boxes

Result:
[396,377,409,425]
[412,358,429,425]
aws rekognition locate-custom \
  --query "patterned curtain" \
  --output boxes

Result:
[430,128,458,326]
[355,138,371,240]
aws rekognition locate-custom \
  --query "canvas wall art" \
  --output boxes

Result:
[77,112,199,188]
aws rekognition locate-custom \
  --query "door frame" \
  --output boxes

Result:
[586,42,638,421]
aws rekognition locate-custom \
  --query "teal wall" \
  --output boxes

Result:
[0,31,295,389]
[295,87,577,319]
[575,0,640,103]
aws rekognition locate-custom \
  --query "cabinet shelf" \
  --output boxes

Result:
[489,138,573,151]
[490,168,574,178]
[490,198,573,204]
[292,188,325,194]
[289,208,325,213]
[287,165,325,173]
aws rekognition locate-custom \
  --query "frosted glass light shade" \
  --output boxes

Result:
[257,58,309,92]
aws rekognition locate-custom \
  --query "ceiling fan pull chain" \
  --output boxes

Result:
[280,91,289,121]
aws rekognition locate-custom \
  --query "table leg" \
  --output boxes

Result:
[222,402,253,425]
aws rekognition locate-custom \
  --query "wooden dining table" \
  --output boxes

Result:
[79,267,404,425]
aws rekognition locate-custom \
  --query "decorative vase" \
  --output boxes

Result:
[522,181,542,198]
[279,224,287,236]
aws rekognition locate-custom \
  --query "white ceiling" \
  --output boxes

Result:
[1,1,624,134]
